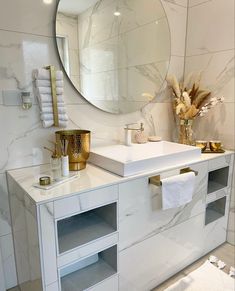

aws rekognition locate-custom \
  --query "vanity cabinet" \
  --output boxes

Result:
[7,152,234,291]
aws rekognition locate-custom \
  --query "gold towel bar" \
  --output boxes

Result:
[149,167,198,187]
[44,65,59,127]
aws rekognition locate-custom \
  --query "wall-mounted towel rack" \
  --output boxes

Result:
[149,167,198,187]
[45,65,59,127]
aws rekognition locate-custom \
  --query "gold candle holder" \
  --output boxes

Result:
[195,140,208,152]
[209,140,222,152]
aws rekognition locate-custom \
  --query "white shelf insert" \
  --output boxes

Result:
[60,245,117,291]
[57,203,117,254]
[207,166,229,194]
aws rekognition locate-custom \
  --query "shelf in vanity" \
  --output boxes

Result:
[205,196,226,225]
[7,151,234,291]
[60,245,117,291]
[57,202,117,254]
[205,164,229,225]
[207,166,229,194]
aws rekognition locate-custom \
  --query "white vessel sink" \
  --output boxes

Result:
[89,141,201,176]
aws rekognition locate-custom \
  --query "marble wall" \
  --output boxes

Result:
[185,0,235,245]
[77,0,171,113]
[0,0,187,289]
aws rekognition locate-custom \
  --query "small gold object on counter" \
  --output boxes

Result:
[39,176,51,186]
[209,140,222,152]
[56,130,90,171]
[195,140,208,152]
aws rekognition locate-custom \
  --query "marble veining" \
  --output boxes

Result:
[0,0,234,288]
[119,161,208,252]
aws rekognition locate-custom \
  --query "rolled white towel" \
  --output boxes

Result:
[36,79,64,88]
[40,101,65,108]
[41,106,66,114]
[42,120,67,128]
[38,94,65,103]
[34,69,63,80]
[41,113,69,121]
[37,87,63,95]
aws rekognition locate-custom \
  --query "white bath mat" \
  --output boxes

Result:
[164,260,235,291]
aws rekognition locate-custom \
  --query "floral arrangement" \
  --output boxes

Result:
[166,72,224,120]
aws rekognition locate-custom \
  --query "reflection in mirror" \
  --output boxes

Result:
[55,0,171,114]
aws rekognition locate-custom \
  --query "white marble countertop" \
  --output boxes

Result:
[7,150,234,205]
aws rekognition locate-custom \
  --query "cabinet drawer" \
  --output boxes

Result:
[54,185,118,219]
[208,155,232,171]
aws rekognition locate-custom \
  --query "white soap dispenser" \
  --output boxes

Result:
[60,139,69,177]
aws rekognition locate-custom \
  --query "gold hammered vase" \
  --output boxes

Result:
[55,130,90,171]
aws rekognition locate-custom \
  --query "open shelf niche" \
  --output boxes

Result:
[57,202,117,254]
[205,196,226,225]
[60,245,117,291]
[207,166,229,194]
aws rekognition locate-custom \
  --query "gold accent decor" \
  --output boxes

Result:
[149,167,198,186]
[209,141,222,152]
[203,149,225,154]
[195,140,208,152]
[45,65,59,127]
[39,176,51,186]
[56,130,90,171]
[179,119,194,145]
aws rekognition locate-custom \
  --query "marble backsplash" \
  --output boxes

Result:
[185,0,235,245]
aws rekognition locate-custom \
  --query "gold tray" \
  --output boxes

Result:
[202,149,225,154]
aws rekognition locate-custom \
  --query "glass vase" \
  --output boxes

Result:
[179,119,194,145]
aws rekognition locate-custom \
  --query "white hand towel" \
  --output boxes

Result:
[42,120,67,128]
[40,102,65,108]
[41,106,66,114]
[41,113,69,121]
[38,94,65,103]
[34,69,63,80]
[37,86,64,95]
[36,79,64,88]
[162,172,195,210]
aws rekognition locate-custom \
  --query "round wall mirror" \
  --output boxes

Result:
[55,0,171,114]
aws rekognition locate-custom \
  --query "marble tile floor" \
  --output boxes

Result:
[152,242,235,291]
[7,243,234,291]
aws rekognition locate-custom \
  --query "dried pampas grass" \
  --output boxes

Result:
[167,72,224,120]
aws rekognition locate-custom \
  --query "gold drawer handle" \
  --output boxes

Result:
[149,167,198,187]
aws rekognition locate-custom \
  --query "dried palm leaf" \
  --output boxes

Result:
[184,105,199,119]
[193,90,211,108]
[167,75,181,98]
[189,83,200,103]
[176,103,187,115]
[182,91,191,109]
[193,71,202,90]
